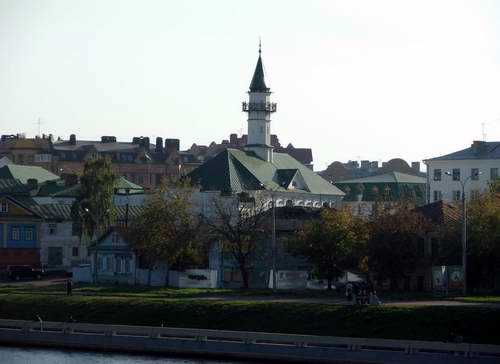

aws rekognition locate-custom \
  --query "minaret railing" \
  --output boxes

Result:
[242,102,277,113]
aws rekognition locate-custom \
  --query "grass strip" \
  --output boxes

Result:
[0,293,498,344]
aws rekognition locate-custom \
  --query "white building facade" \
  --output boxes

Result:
[424,140,500,203]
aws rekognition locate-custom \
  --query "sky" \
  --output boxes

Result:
[1,0,500,171]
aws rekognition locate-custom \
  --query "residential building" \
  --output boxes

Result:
[0,195,42,270]
[424,140,500,203]
[334,172,427,218]
[321,158,424,182]
[180,133,314,172]
[0,134,54,171]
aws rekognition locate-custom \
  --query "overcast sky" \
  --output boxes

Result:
[1,0,500,170]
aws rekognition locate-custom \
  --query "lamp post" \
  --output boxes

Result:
[259,183,278,291]
[444,170,481,295]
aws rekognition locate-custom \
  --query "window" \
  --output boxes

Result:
[470,190,481,200]
[0,201,7,213]
[48,223,57,235]
[106,256,113,272]
[452,168,460,181]
[25,228,34,241]
[433,190,442,202]
[116,257,122,273]
[433,169,442,181]
[11,227,20,240]
[138,175,144,184]
[471,168,479,180]
[452,190,461,201]
[35,154,52,162]
[125,258,131,273]
[72,247,79,257]
[491,168,499,180]
[112,232,119,244]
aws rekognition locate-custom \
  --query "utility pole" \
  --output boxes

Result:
[271,190,277,291]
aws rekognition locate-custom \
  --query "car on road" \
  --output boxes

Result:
[6,265,45,281]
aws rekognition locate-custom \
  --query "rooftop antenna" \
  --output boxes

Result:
[35,117,43,136]
[259,36,262,55]
[481,122,486,141]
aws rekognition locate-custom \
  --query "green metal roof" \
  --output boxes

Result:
[0,164,59,184]
[52,177,143,198]
[114,176,144,194]
[189,148,344,196]
[336,171,426,185]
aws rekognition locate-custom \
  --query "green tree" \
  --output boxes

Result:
[128,183,202,271]
[203,195,269,289]
[467,180,500,289]
[367,202,431,290]
[287,208,368,290]
[71,158,116,238]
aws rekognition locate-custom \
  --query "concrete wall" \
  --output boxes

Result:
[168,269,218,288]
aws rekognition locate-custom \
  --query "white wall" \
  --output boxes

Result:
[426,159,500,202]
[39,221,83,270]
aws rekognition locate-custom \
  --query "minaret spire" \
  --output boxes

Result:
[249,41,269,92]
[242,42,277,162]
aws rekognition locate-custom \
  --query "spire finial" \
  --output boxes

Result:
[259,37,261,55]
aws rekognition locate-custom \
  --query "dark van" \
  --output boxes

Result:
[6,265,45,280]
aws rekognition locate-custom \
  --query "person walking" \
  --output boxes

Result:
[66,278,73,296]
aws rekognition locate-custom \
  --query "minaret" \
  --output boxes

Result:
[242,42,277,162]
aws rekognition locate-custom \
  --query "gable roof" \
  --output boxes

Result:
[0,164,60,184]
[425,141,500,161]
[416,200,461,225]
[52,177,143,198]
[336,171,426,185]
[188,148,344,196]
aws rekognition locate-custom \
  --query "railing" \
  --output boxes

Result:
[0,319,499,359]
[242,102,277,113]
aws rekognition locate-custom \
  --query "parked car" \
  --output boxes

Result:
[6,265,45,280]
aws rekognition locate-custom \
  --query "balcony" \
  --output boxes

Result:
[242,102,277,113]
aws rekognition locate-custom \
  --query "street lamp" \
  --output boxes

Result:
[259,182,278,291]
[444,170,482,295]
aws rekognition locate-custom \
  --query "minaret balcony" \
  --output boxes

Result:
[242,102,277,113]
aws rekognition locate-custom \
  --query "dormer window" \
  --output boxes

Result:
[0,201,7,213]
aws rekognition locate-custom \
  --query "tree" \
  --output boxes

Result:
[287,208,368,290]
[467,180,500,289]
[128,182,202,271]
[367,201,431,290]
[71,158,116,238]
[203,194,269,289]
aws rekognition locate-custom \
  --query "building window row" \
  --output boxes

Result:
[433,167,499,181]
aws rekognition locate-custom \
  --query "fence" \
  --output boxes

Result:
[0,319,498,363]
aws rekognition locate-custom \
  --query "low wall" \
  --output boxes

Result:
[169,269,218,288]
[0,319,498,363]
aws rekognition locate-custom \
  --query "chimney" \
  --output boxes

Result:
[230,133,238,145]
[101,136,117,143]
[143,137,150,150]
[471,140,487,155]
[155,137,164,153]
[27,178,38,191]
[165,139,180,154]
[69,134,76,145]
[411,162,420,172]
[271,135,280,147]
[132,137,141,144]
[361,160,370,170]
